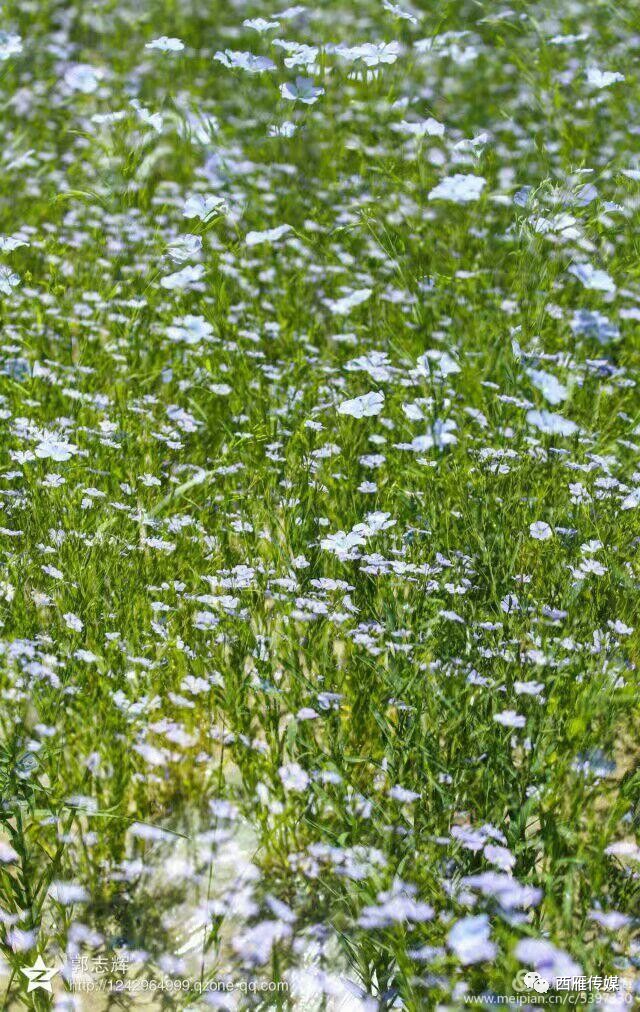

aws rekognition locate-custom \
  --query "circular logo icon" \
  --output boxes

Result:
[512,969,550,994]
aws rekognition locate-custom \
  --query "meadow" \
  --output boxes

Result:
[0,0,638,1007]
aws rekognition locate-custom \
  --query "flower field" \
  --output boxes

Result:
[0,0,639,1007]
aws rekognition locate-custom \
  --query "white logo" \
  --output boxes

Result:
[21,955,60,993]
[513,969,550,993]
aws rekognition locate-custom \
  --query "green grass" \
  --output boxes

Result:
[0,0,639,1007]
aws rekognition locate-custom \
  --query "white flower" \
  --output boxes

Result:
[605,840,640,861]
[0,32,22,60]
[91,110,127,125]
[274,39,319,69]
[588,910,630,930]
[397,118,444,137]
[365,41,402,65]
[609,620,633,636]
[570,308,618,343]
[42,564,64,580]
[389,785,420,802]
[0,235,28,252]
[268,121,297,137]
[215,50,275,73]
[514,681,545,697]
[166,314,213,345]
[233,920,292,965]
[134,743,167,766]
[183,194,226,220]
[280,77,324,104]
[130,100,163,133]
[160,264,205,290]
[64,63,102,94]
[527,368,567,405]
[165,234,202,263]
[530,521,552,541]
[146,36,184,52]
[63,612,84,632]
[572,558,607,578]
[526,409,578,437]
[429,174,486,203]
[324,288,372,315]
[297,707,319,721]
[0,841,19,862]
[401,418,458,453]
[494,710,526,728]
[568,262,616,292]
[320,530,367,558]
[484,844,515,871]
[448,915,497,965]
[416,349,460,378]
[0,266,19,294]
[243,17,280,32]
[585,68,624,89]
[621,488,640,510]
[278,761,309,791]
[382,0,418,24]
[530,212,581,240]
[49,881,89,904]
[246,224,292,247]
[337,41,402,67]
[337,390,384,418]
[35,437,78,461]
[500,593,520,614]
[352,511,395,536]
[194,611,218,629]
[515,939,582,981]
